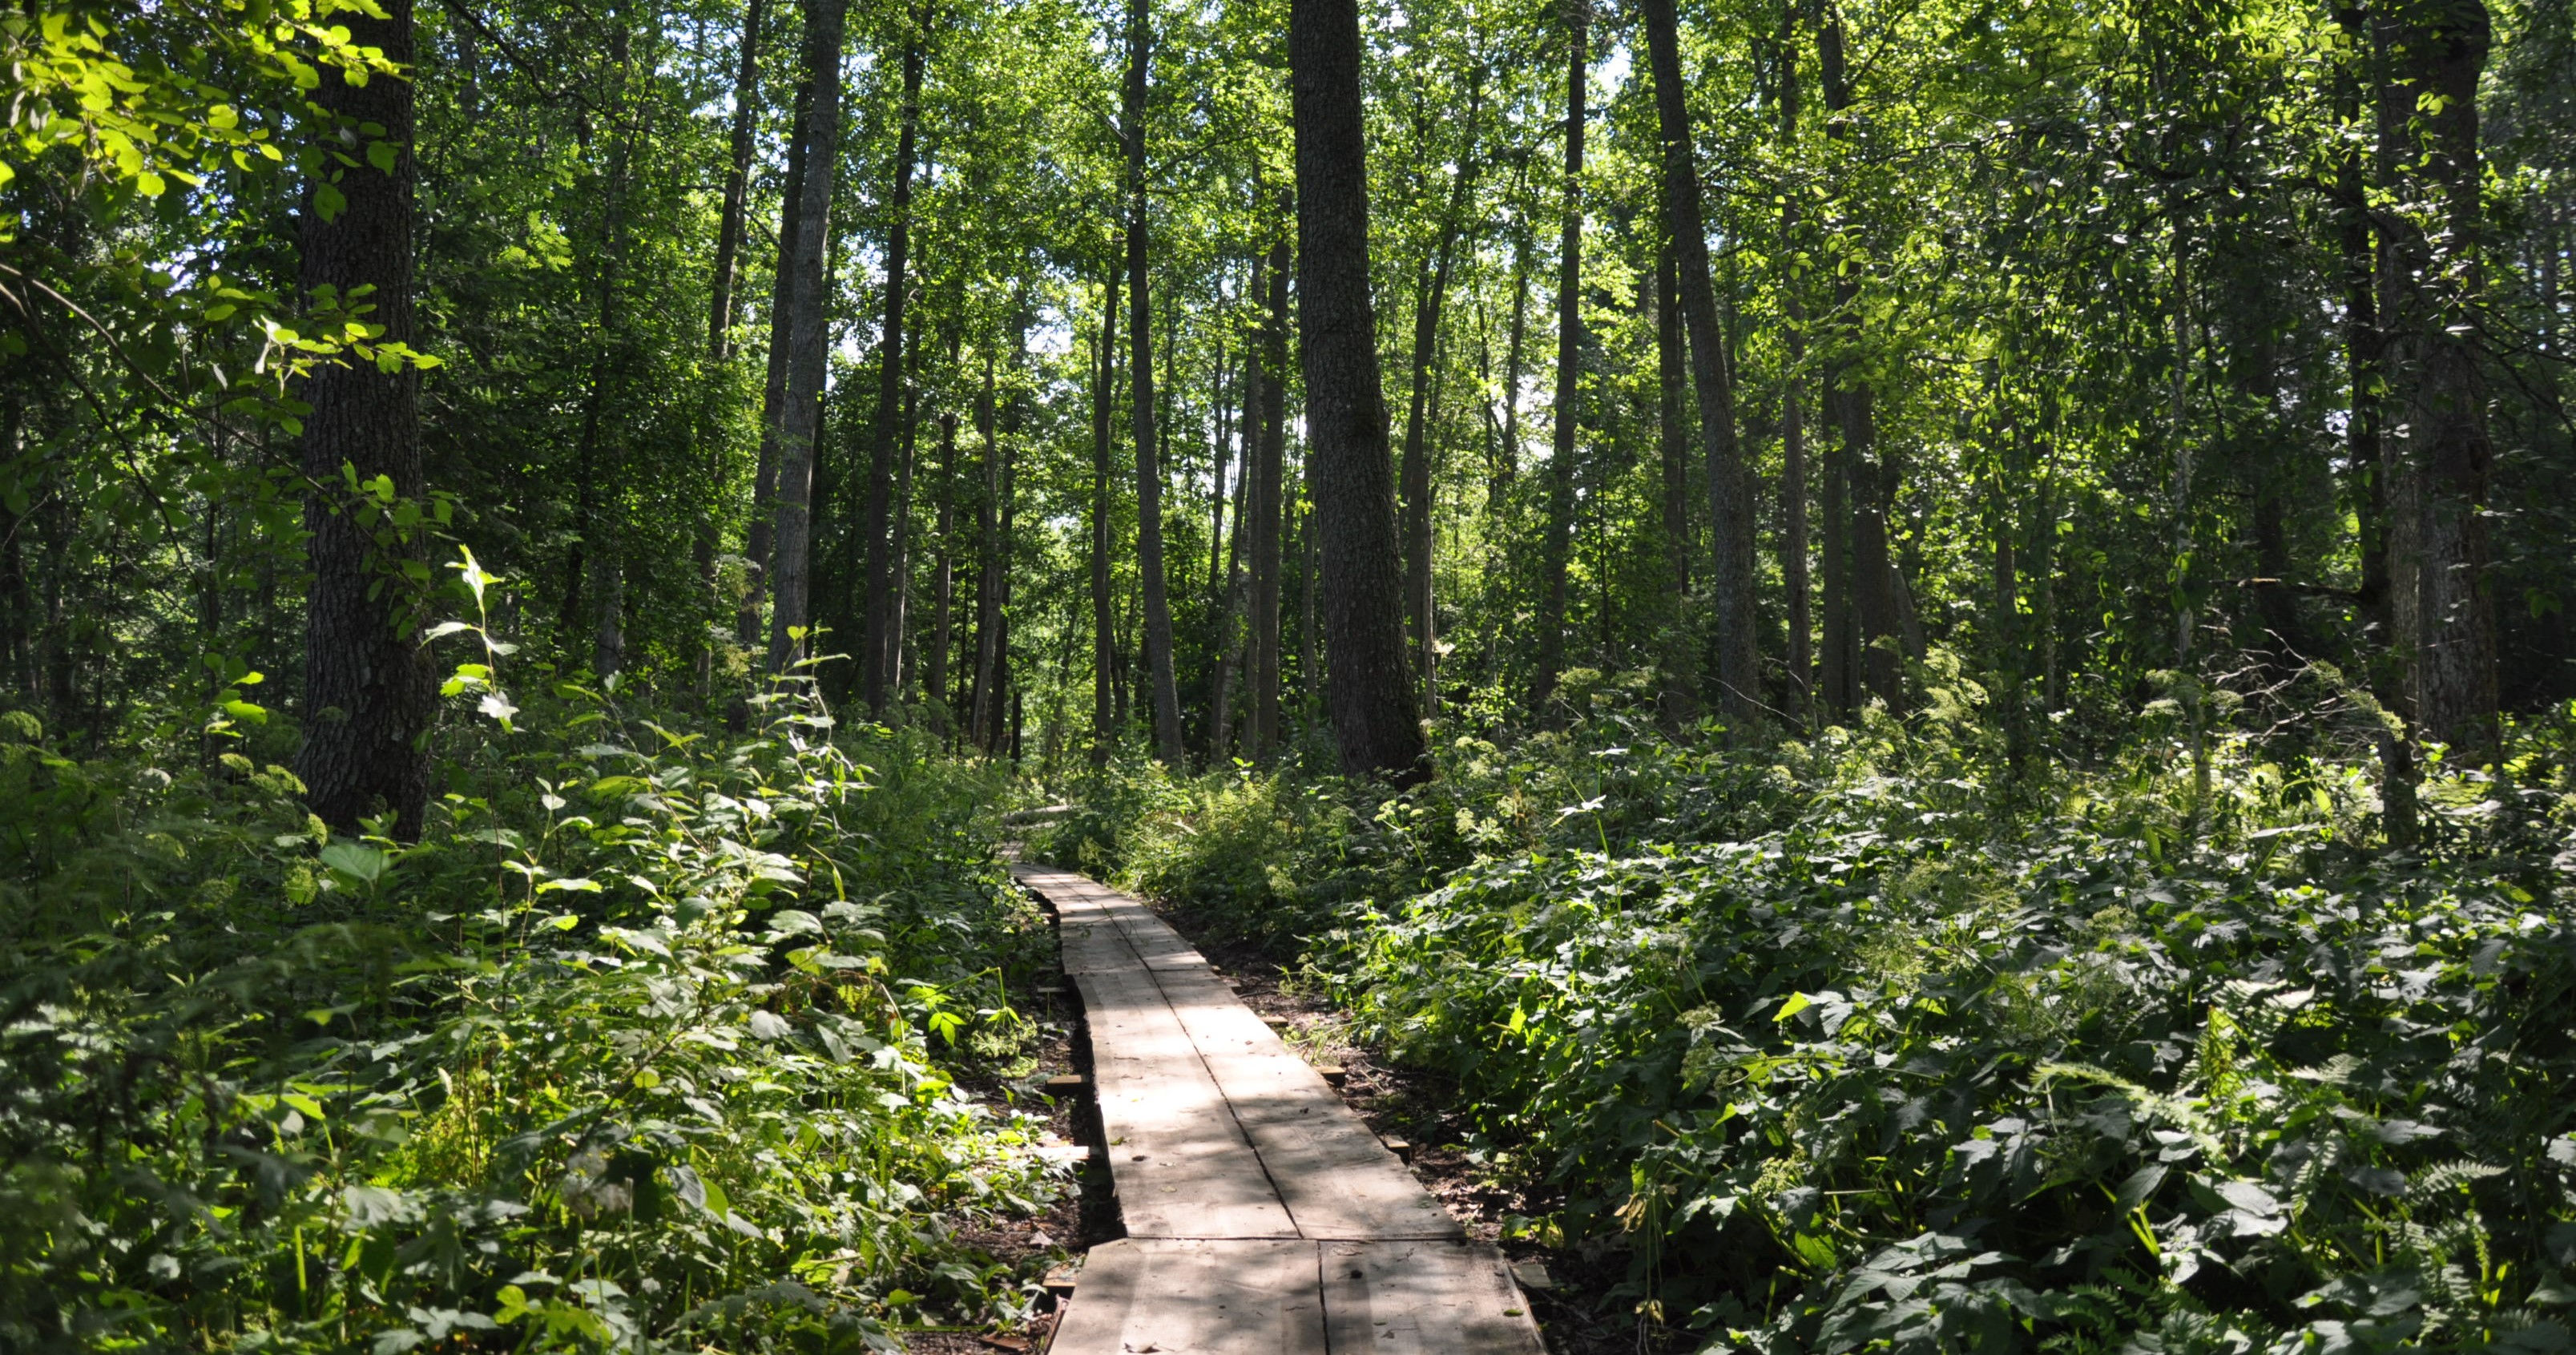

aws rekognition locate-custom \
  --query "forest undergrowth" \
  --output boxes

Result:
[1043,663,2576,1353]
[0,567,1070,1354]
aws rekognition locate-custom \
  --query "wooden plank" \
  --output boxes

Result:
[1047,1239,1327,1355]
[1149,968,1461,1241]
[1319,1240,1545,1355]
[1072,968,1298,1239]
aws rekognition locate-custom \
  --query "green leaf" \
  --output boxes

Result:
[320,841,388,883]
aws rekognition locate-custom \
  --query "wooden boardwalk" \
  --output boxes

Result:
[1014,865,1546,1355]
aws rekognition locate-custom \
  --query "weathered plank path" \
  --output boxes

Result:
[1013,865,1546,1355]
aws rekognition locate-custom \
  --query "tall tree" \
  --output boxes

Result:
[1248,227,1291,764]
[763,0,850,672]
[1399,70,1482,707]
[1641,0,1755,724]
[1655,229,1699,726]
[2376,0,2501,765]
[296,0,430,835]
[1124,0,1185,765]
[1290,0,1429,784]
[1775,2,1812,720]
[740,75,812,655]
[699,0,766,684]
[1090,268,1120,764]
[857,33,926,707]
[1534,0,1587,710]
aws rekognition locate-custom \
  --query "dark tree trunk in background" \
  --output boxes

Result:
[1248,231,1290,763]
[1819,9,1895,708]
[297,0,430,836]
[740,75,810,653]
[764,0,849,672]
[1534,2,1587,712]
[969,350,1001,745]
[1090,270,1120,764]
[2377,0,2499,768]
[698,0,764,685]
[1643,0,1754,726]
[2336,2,2415,843]
[1290,0,1429,784]
[1125,0,1185,766]
[857,36,924,705]
[1496,231,1530,494]
[1400,78,1481,710]
[1654,232,1699,727]
[1776,0,1811,720]
[928,336,963,729]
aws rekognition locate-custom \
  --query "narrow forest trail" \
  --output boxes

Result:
[1012,865,1546,1354]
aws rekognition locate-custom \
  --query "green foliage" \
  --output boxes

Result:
[0,673,1063,1350]
[1078,684,2576,1353]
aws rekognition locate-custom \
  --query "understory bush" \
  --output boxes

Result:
[1,582,1065,1352]
[1068,669,2576,1353]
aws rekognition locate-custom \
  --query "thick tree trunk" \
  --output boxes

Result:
[1401,83,1481,706]
[1125,0,1185,766]
[1534,4,1586,712]
[1248,231,1289,763]
[764,0,850,672]
[2377,0,2499,767]
[1819,10,1894,708]
[1290,0,1429,784]
[296,0,430,836]
[1090,270,1120,764]
[854,37,924,704]
[740,76,810,652]
[1642,0,1754,725]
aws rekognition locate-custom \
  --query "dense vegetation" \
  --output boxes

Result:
[8,0,2575,1343]
[1048,686,2576,1350]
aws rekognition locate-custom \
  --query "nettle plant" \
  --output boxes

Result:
[1,551,1062,1353]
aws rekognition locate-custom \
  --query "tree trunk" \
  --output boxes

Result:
[1534,3,1587,712]
[740,75,810,653]
[699,0,764,685]
[854,35,924,704]
[2377,0,2499,767]
[928,338,964,729]
[1401,79,1482,706]
[1643,0,1755,725]
[296,0,430,836]
[968,348,1000,743]
[1290,0,1427,783]
[1090,269,1120,764]
[1819,9,1894,708]
[1776,0,1811,720]
[1496,231,1530,494]
[1654,231,1699,727]
[1248,228,1289,764]
[1125,0,1185,766]
[764,0,850,673]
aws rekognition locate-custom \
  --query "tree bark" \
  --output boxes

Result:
[699,0,764,685]
[1642,0,1755,724]
[1819,8,1894,708]
[2377,0,2499,768]
[764,0,850,673]
[1090,269,1120,764]
[854,34,924,704]
[1125,0,1185,766]
[968,347,1001,744]
[1290,0,1429,784]
[296,0,430,836]
[1496,230,1530,495]
[1400,79,1482,707]
[1248,228,1289,764]
[1654,231,1699,727]
[1776,0,1811,720]
[928,337,965,730]
[740,75,810,653]
[1534,3,1587,712]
